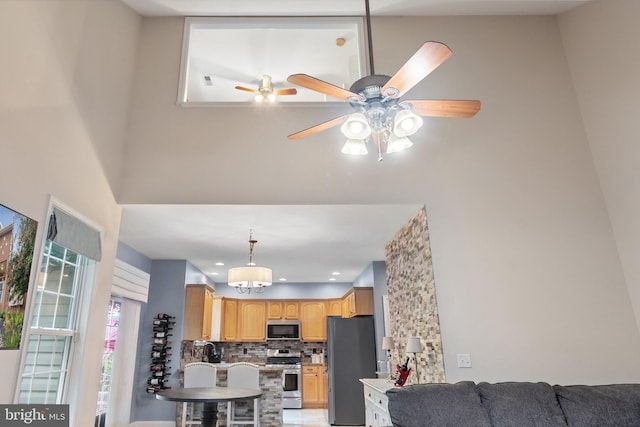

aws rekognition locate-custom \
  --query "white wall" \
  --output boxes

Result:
[558,0,640,333]
[121,14,640,384]
[0,1,140,426]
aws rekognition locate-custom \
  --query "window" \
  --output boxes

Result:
[18,240,95,404]
[178,17,366,104]
[95,296,121,425]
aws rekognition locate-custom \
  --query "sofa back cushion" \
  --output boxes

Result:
[553,384,640,427]
[477,381,567,427]
[386,381,491,427]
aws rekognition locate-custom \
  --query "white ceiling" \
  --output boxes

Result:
[116,0,592,286]
[120,0,591,18]
[118,205,423,283]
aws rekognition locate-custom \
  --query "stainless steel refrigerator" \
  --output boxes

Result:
[327,315,377,425]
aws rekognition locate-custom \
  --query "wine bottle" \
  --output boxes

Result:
[156,313,175,320]
[148,378,168,386]
[151,350,171,359]
[150,364,166,371]
[151,345,172,352]
[153,338,168,345]
[154,331,172,338]
[146,386,159,394]
[152,319,175,326]
[153,370,165,377]
[151,358,171,364]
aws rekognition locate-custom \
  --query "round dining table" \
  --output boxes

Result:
[155,386,262,427]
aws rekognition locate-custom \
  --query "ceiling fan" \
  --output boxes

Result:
[286,0,480,161]
[235,75,297,103]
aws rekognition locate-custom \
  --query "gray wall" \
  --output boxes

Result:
[116,241,152,273]
[132,260,189,423]
[214,281,352,299]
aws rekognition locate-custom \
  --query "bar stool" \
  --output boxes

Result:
[182,362,217,427]
[226,362,260,426]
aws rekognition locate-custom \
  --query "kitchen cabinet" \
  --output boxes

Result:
[302,365,326,408]
[283,301,300,319]
[238,300,267,341]
[342,287,374,318]
[361,379,392,427]
[183,284,214,340]
[327,299,342,316]
[222,298,238,341]
[267,301,299,319]
[320,368,328,406]
[300,301,327,341]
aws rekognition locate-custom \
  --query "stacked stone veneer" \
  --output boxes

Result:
[385,206,445,384]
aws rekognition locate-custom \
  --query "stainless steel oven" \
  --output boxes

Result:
[266,349,302,409]
[282,368,302,409]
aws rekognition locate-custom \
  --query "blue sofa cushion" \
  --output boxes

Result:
[477,381,567,426]
[553,384,640,427]
[386,381,491,427]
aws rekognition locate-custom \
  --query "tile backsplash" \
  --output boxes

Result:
[181,340,326,368]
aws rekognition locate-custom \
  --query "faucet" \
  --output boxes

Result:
[202,342,215,362]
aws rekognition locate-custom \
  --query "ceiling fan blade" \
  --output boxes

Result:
[401,99,481,118]
[287,74,362,101]
[382,41,453,98]
[235,85,260,94]
[274,88,298,96]
[287,115,350,140]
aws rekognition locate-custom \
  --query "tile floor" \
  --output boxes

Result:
[282,409,364,427]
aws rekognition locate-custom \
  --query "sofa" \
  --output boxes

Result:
[386,381,640,427]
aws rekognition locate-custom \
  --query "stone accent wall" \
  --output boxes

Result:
[385,206,445,384]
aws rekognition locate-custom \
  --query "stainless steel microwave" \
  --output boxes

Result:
[266,320,301,340]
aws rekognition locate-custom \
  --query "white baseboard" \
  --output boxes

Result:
[130,422,175,427]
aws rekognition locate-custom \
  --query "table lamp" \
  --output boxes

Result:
[406,336,422,384]
[382,336,394,379]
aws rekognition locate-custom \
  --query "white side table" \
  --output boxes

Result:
[360,378,394,427]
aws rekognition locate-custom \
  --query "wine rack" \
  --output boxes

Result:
[146,313,175,394]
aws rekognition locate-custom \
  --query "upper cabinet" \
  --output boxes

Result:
[222,298,238,341]
[267,301,300,320]
[186,287,374,343]
[327,299,342,316]
[342,287,374,318]
[238,300,267,341]
[183,284,214,341]
[300,301,327,341]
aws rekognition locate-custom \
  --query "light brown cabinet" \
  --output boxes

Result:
[238,300,267,341]
[300,301,327,341]
[267,301,299,319]
[183,285,214,341]
[342,287,374,318]
[327,299,342,316]
[222,298,238,341]
[302,365,326,408]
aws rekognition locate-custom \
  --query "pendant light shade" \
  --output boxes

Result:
[228,230,272,293]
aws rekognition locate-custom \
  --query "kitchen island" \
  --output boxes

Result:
[176,363,284,426]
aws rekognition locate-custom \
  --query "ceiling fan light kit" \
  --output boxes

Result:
[285,0,481,161]
[235,74,297,103]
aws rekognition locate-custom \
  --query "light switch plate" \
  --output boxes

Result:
[457,353,472,368]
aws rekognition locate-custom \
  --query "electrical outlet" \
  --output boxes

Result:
[457,353,472,368]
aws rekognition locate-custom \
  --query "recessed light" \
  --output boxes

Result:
[329,277,337,281]
[210,272,219,276]
[331,271,341,276]
[215,262,225,266]
[279,278,287,281]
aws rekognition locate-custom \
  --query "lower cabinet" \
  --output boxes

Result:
[302,365,327,408]
[360,379,392,427]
